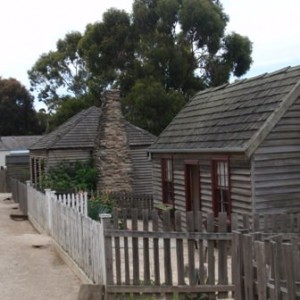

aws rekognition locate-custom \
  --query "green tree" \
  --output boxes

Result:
[0,77,44,135]
[28,32,100,112]
[123,78,186,135]
[29,0,252,134]
[131,0,252,88]
[79,8,135,91]
[46,96,87,132]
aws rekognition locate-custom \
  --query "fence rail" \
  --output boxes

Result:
[104,209,235,298]
[9,178,300,298]
[111,192,153,211]
[233,231,300,300]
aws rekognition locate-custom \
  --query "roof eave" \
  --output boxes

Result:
[148,147,245,154]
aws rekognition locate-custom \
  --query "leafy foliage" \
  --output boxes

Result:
[28,32,94,111]
[88,191,115,221]
[41,160,97,192]
[29,0,253,134]
[0,77,45,135]
[123,78,186,135]
[46,96,88,132]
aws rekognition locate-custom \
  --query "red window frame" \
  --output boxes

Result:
[161,158,174,205]
[211,156,231,218]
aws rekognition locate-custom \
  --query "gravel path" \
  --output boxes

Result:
[0,193,81,300]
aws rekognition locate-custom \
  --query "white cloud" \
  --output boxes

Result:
[222,0,300,76]
[1,0,300,109]
[0,0,133,84]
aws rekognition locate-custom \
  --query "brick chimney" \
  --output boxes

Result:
[95,89,133,192]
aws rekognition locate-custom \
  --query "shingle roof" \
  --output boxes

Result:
[149,65,300,157]
[1,136,42,151]
[30,106,155,150]
[125,122,156,146]
[30,106,100,150]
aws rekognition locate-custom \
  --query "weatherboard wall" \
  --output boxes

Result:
[31,146,154,194]
[130,146,153,194]
[152,153,253,218]
[46,148,92,169]
[253,96,300,214]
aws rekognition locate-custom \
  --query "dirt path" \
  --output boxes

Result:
[0,193,81,300]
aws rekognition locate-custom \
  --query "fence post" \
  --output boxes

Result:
[84,192,88,217]
[45,189,53,234]
[254,241,267,300]
[26,181,31,214]
[99,213,111,288]
[232,231,243,300]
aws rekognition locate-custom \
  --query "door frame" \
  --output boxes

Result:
[184,160,201,212]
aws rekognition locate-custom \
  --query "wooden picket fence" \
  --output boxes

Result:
[104,209,235,299]
[51,197,106,284]
[10,178,300,299]
[251,213,300,233]
[232,212,300,300]
[56,192,88,217]
[0,168,8,192]
[111,192,153,212]
[10,177,28,214]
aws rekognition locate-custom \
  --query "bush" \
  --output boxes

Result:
[88,191,114,221]
[41,160,97,192]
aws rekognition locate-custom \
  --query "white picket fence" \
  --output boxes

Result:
[26,182,106,284]
[27,184,49,231]
[56,192,88,216]
[27,185,88,230]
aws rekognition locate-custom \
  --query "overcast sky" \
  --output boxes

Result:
[1,0,300,109]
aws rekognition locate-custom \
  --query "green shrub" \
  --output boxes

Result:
[88,191,115,221]
[40,159,97,192]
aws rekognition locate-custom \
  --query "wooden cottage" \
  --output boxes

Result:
[30,102,155,194]
[149,66,300,219]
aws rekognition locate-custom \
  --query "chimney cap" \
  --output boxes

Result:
[103,89,120,102]
[104,89,120,95]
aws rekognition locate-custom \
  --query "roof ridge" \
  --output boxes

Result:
[149,64,300,153]
[194,66,294,98]
[263,66,291,78]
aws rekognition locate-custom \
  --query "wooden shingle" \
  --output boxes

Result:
[149,65,300,157]
[1,136,41,151]
[30,106,155,150]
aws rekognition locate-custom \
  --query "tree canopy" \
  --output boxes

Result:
[0,77,45,135]
[28,0,252,135]
[28,32,94,111]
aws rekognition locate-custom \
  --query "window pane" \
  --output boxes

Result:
[224,162,228,187]
[213,158,230,217]
[217,161,229,188]
[167,159,172,181]
[162,159,174,204]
